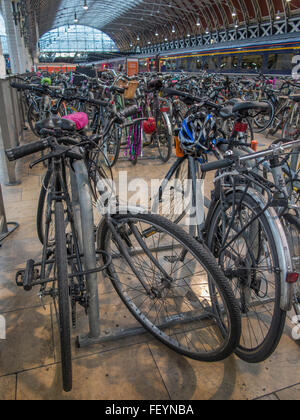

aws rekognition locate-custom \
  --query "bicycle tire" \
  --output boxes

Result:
[252,100,275,134]
[99,212,241,362]
[282,105,300,140]
[37,170,52,245]
[27,102,40,137]
[151,156,190,225]
[103,124,122,168]
[282,213,300,316]
[55,201,72,392]
[156,113,173,163]
[206,191,286,363]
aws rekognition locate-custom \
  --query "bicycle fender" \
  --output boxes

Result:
[205,186,294,311]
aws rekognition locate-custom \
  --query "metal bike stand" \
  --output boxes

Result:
[71,161,101,342]
[0,184,19,245]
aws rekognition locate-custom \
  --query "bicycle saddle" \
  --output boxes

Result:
[36,117,76,135]
[219,106,234,119]
[147,79,163,91]
[289,94,300,103]
[232,101,271,113]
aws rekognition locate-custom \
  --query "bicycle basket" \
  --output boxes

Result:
[117,80,139,100]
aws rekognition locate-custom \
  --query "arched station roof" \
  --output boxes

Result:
[23,0,300,52]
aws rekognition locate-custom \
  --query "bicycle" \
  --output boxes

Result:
[6,110,242,392]
[152,95,299,362]
[202,139,300,362]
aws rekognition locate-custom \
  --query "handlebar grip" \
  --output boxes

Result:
[121,105,139,119]
[201,158,234,173]
[6,140,49,162]
[10,82,32,90]
[80,97,109,107]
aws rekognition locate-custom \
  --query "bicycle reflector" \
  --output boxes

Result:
[160,106,170,113]
[143,118,156,135]
[251,140,258,152]
[234,122,248,132]
[286,273,299,284]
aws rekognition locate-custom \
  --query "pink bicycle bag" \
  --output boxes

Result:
[62,112,89,131]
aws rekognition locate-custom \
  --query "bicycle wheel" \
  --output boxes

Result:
[282,103,300,140]
[27,102,40,137]
[37,169,71,246]
[103,124,122,168]
[151,156,191,225]
[55,201,72,392]
[99,213,241,362]
[207,191,286,363]
[37,170,53,245]
[251,100,275,133]
[283,213,300,317]
[155,113,173,163]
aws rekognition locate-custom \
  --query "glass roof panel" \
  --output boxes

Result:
[52,0,144,30]
[39,25,119,53]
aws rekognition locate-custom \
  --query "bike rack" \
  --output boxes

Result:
[0,184,19,245]
[0,76,26,186]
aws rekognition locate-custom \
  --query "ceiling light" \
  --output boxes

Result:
[83,0,88,11]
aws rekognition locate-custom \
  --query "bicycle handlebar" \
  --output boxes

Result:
[201,159,234,173]
[6,139,50,161]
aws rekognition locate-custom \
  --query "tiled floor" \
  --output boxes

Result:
[0,131,299,400]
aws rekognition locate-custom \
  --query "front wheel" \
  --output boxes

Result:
[99,213,241,362]
[207,191,286,363]
[206,191,286,363]
[55,201,72,392]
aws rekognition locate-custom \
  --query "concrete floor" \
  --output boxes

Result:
[0,131,299,400]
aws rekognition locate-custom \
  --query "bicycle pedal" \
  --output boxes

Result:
[16,260,38,291]
[16,270,25,287]
[24,259,37,291]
